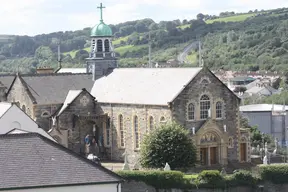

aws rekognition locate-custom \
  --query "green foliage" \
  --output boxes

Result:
[227,170,258,187]
[198,170,224,187]
[116,170,185,189]
[139,122,196,169]
[259,164,288,184]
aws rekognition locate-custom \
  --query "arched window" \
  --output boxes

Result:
[201,79,209,85]
[149,116,154,131]
[216,101,223,119]
[119,115,125,147]
[41,111,50,117]
[187,103,195,120]
[92,39,96,51]
[104,39,110,52]
[228,137,234,148]
[160,116,166,123]
[97,39,103,52]
[200,95,210,119]
[22,105,26,113]
[134,116,140,149]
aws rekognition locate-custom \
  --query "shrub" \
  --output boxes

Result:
[197,170,224,188]
[259,164,288,184]
[116,170,186,189]
[139,122,197,169]
[227,170,258,187]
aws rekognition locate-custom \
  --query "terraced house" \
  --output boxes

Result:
[0,4,250,167]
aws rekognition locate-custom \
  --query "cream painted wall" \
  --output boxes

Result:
[1,183,120,192]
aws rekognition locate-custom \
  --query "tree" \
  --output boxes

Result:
[197,13,205,20]
[140,122,196,169]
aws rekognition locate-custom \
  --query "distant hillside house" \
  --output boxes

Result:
[0,133,122,192]
[227,76,256,91]
[240,104,288,146]
[0,3,250,168]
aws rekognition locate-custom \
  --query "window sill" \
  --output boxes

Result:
[134,149,140,152]
[187,119,196,122]
[119,146,126,150]
[215,118,224,120]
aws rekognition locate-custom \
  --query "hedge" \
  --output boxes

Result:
[259,164,288,184]
[116,169,258,189]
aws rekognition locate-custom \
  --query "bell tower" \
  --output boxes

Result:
[86,3,117,81]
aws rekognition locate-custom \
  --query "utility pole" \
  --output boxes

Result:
[148,31,152,68]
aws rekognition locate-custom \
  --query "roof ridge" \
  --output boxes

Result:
[20,73,92,77]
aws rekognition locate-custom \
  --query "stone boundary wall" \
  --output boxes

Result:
[121,181,288,192]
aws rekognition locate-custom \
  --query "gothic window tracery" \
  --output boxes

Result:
[41,111,50,117]
[216,101,223,119]
[160,116,166,123]
[201,79,209,85]
[200,133,217,143]
[200,95,211,119]
[187,103,195,120]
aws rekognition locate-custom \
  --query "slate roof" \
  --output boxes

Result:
[57,90,83,116]
[91,68,202,105]
[240,104,288,112]
[20,73,94,104]
[0,74,16,90]
[0,133,122,190]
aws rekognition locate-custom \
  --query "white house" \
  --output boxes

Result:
[0,133,123,192]
[0,102,55,141]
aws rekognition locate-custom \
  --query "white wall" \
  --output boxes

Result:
[2,183,120,192]
[0,105,55,141]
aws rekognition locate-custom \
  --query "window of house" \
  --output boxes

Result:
[104,39,110,52]
[97,39,103,52]
[228,137,234,148]
[105,121,110,146]
[200,95,211,119]
[134,116,140,149]
[119,114,125,147]
[216,101,223,119]
[187,103,195,120]
[149,116,154,131]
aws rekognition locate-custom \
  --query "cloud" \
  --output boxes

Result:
[1,0,288,35]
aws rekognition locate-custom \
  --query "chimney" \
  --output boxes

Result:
[36,67,54,74]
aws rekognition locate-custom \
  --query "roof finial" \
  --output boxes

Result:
[97,3,106,22]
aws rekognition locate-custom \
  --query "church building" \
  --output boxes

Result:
[0,3,250,167]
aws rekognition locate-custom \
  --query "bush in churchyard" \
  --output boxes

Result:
[139,122,197,169]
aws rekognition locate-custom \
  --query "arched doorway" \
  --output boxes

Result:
[199,132,220,166]
[240,136,248,162]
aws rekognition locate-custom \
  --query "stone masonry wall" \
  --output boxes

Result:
[34,104,62,131]
[100,103,172,164]
[121,181,288,192]
[7,76,34,117]
[171,68,240,162]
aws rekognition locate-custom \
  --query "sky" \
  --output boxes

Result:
[1,0,288,36]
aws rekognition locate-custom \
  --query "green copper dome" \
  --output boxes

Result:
[91,21,112,37]
[91,3,112,37]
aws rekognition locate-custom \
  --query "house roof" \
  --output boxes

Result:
[91,68,202,105]
[230,76,255,82]
[0,133,122,190]
[0,102,56,141]
[57,68,87,73]
[0,74,16,90]
[240,104,288,112]
[19,73,94,104]
[57,90,83,116]
[245,85,278,95]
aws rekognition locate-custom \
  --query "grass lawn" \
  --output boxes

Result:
[115,44,148,56]
[113,36,130,45]
[186,52,198,64]
[206,13,256,24]
[178,24,191,30]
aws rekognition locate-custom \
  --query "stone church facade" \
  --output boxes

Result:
[0,4,251,168]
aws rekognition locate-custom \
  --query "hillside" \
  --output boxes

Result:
[1,7,288,73]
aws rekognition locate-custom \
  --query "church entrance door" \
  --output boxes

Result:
[200,148,207,165]
[240,143,247,162]
[210,147,217,165]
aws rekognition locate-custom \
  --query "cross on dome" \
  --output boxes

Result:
[97,3,106,22]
